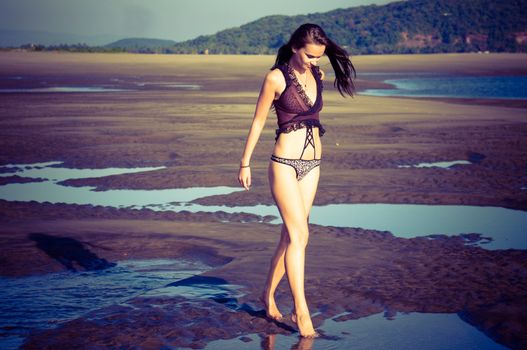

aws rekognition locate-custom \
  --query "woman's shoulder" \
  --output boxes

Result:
[265,66,287,87]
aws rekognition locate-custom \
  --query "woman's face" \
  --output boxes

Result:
[292,43,326,70]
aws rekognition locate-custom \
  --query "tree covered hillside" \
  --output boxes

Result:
[168,0,527,54]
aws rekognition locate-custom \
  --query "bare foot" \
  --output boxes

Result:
[259,293,283,321]
[291,312,319,338]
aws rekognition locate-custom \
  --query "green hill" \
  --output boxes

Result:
[105,38,177,51]
[169,0,527,54]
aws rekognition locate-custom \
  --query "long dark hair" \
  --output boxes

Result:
[272,23,356,97]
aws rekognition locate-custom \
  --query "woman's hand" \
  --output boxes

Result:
[238,166,251,190]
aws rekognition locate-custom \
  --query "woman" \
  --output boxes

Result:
[237,23,356,337]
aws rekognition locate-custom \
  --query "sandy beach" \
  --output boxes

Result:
[1,51,526,349]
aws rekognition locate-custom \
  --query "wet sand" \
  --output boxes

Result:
[3,205,526,349]
[1,52,527,349]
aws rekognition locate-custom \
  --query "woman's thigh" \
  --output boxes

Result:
[268,161,308,236]
[298,165,320,218]
[268,161,321,234]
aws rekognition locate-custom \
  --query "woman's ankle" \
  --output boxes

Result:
[292,303,310,316]
[262,287,276,300]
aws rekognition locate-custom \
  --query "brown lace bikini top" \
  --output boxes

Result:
[272,62,325,141]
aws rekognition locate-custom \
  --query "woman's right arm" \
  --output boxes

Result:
[238,70,281,190]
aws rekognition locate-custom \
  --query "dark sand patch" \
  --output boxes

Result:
[0,175,46,185]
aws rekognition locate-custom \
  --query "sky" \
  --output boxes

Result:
[0,0,396,42]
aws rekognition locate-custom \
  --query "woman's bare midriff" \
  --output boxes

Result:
[272,127,322,159]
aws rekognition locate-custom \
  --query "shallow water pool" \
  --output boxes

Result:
[1,161,526,250]
[397,159,473,168]
[0,258,218,349]
[202,311,508,350]
[360,75,527,100]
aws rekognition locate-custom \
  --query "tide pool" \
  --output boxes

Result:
[361,75,527,99]
[203,311,507,350]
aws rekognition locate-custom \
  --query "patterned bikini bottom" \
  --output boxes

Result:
[270,154,321,181]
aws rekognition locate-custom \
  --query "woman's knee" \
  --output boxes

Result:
[280,226,291,244]
[286,226,309,248]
